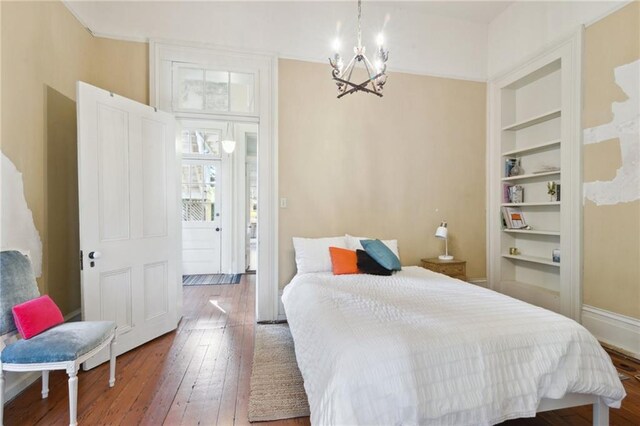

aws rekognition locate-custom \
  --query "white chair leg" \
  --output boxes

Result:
[1,367,5,426]
[42,370,49,399]
[109,336,116,388]
[67,369,78,426]
[593,397,609,426]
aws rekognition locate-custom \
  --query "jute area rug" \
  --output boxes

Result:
[248,324,310,422]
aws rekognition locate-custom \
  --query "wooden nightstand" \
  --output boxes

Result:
[420,258,467,281]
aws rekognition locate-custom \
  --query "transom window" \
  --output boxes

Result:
[173,65,255,114]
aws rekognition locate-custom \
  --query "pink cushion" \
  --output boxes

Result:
[12,296,64,339]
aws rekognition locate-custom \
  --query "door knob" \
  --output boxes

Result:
[215,228,221,232]
[88,251,101,259]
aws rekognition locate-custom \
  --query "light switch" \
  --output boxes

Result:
[280,198,288,208]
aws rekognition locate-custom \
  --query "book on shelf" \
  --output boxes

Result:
[557,183,561,201]
[503,184,512,203]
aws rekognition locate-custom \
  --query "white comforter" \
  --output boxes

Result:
[282,267,625,426]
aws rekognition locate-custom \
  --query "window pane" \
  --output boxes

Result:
[202,132,220,156]
[181,162,218,222]
[177,68,204,110]
[205,71,229,111]
[230,72,255,112]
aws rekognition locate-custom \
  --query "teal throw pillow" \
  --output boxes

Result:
[361,239,401,271]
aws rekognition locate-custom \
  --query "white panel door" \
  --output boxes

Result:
[77,82,181,369]
[182,160,222,274]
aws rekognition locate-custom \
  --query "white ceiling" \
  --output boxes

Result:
[64,1,515,81]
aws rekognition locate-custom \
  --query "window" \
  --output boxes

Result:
[181,129,221,156]
[181,163,217,222]
[174,65,255,114]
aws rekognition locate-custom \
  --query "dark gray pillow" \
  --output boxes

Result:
[356,250,392,276]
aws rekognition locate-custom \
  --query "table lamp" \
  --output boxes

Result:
[435,221,453,260]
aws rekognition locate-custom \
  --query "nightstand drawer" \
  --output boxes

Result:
[420,258,467,281]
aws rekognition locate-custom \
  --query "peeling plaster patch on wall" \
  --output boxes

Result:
[583,60,640,206]
[1,153,43,276]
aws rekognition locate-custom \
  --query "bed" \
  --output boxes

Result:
[282,266,626,425]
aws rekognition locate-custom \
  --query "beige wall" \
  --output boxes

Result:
[278,59,486,288]
[1,1,148,315]
[583,2,640,319]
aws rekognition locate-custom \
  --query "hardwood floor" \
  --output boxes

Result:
[3,275,639,425]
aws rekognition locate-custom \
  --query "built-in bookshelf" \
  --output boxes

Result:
[488,32,582,320]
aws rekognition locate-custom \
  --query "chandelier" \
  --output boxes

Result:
[329,0,389,98]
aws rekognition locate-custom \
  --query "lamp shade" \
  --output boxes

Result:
[221,139,236,154]
[221,122,236,154]
[435,223,448,239]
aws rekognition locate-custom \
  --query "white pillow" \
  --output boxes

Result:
[345,234,400,258]
[292,236,348,274]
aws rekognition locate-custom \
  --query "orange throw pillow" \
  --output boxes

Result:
[329,246,360,275]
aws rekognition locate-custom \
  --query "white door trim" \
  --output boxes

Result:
[150,40,279,321]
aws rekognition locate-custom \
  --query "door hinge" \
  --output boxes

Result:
[80,250,84,271]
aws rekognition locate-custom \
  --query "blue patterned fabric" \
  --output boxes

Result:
[1,321,115,363]
[0,251,40,335]
[361,239,402,271]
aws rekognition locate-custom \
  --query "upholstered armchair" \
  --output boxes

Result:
[0,251,117,426]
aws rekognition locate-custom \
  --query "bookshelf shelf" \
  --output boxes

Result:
[502,139,561,157]
[501,109,562,131]
[502,254,560,267]
[501,280,560,297]
[501,202,560,207]
[502,229,560,236]
[502,170,560,182]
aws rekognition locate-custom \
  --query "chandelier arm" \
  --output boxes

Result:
[360,55,380,93]
[337,82,382,98]
[334,75,383,94]
[344,57,357,85]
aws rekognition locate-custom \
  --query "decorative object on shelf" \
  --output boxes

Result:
[552,249,560,263]
[501,206,528,229]
[509,247,520,255]
[434,221,453,260]
[547,181,557,201]
[505,158,518,177]
[509,185,524,203]
[221,122,236,154]
[329,0,388,98]
[509,158,523,177]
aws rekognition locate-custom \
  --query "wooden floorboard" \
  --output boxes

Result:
[3,274,640,425]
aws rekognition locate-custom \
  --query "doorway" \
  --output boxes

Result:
[179,119,258,279]
[152,41,278,321]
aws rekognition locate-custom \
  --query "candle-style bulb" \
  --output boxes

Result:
[332,38,341,53]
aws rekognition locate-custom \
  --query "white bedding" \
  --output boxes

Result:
[281,267,625,426]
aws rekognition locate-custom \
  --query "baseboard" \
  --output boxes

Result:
[3,371,40,403]
[582,305,640,359]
